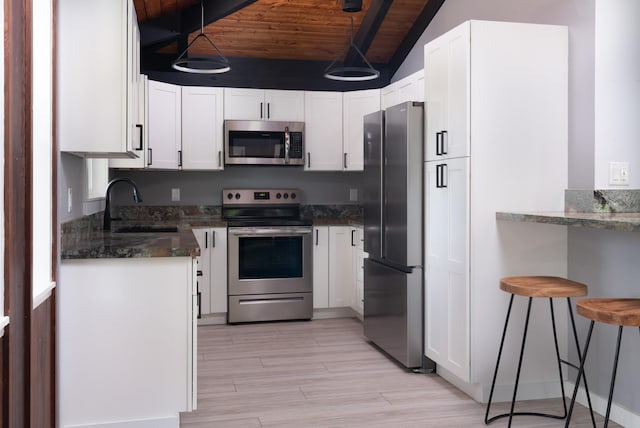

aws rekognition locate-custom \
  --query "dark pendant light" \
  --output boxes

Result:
[172,0,231,74]
[342,0,362,12]
[324,16,380,82]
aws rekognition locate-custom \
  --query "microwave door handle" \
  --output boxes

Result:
[284,126,290,164]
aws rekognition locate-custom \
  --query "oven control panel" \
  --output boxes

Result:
[223,189,301,205]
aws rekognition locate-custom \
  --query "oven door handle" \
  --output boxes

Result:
[228,227,313,236]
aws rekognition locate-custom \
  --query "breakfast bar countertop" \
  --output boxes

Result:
[496,211,640,232]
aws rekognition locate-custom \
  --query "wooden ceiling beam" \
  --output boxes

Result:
[388,0,445,74]
[140,0,257,50]
[344,0,393,66]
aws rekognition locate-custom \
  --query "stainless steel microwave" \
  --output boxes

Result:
[224,120,305,166]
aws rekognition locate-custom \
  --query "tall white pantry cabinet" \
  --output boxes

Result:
[424,20,569,402]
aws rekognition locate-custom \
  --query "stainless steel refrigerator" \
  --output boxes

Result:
[363,101,433,371]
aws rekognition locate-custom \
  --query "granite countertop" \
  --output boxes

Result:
[312,217,363,226]
[61,226,201,259]
[496,211,640,232]
[61,204,363,260]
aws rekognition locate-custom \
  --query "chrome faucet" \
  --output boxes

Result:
[103,178,143,231]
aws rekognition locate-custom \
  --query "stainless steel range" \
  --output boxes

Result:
[223,189,313,323]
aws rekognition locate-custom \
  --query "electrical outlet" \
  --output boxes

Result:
[349,188,358,202]
[609,162,629,186]
[171,188,181,202]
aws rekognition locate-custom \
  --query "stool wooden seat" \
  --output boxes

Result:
[566,298,640,427]
[500,276,588,298]
[485,276,595,427]
[576,298,640,326]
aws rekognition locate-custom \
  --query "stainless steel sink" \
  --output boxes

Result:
[113,226,178,234]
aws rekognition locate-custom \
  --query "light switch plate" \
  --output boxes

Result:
[171,188,181,201]
[349,188,358,202]
[609,162,629,185]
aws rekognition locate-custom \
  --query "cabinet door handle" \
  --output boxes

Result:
[178,150,182,167]
[315,229,319,246]
[135,124,143,150]
[307,152,311,168]
[218,150,222,167]
[148,147,152,166]
[436,163,448,188]
[351,229,356,246]
[344,153,348,169]
[260,102,264,119]
[205,231,208,249]
[441,130,448,155]
[212,230,216,248]
[197,291,201,319]
[436,131,442,156]
[267,102,271,119]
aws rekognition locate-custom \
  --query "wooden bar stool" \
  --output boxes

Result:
[485,276,596,427]
[565,298,640,427]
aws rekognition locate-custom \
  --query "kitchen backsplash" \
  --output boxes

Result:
[565,189,640,212]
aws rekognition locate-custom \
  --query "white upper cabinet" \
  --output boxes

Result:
[59,0,141,157]
[424,23,469,161]
[223,88,304,121]
[110,74,149,169]
[147,80,182,169]
[343,89,381,171]
[381,70,424,110]
[182,86,225,170]
[304,91,344,171]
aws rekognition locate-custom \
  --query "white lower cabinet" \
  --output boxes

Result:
[312,225,366,315]
[351,226,367,317]
[59,257,197,427]
[328,226,354,307]
[192,227,228,316]
[312,226,330,308]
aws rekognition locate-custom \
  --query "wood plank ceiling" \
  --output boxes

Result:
[135,0,445,90]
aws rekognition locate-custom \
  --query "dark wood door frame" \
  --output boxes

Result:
[3,0,34,426]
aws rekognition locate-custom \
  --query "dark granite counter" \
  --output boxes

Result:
[61,227,201,259]
[61,204,363,260]
[497,190,640,232]
[496,211,640,232]
[312,218,363,226]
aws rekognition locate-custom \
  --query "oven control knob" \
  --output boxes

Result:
[283,193,289,199]
[276,193,282,199]
[235,193,241,200]
[291,192,296,199]
[227,192,233,200]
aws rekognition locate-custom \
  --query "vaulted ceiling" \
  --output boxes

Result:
[135,0,444,90]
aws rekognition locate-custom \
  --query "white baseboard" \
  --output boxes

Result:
[197,307,361,326]
[565,380,640,427]
[64,415,179,428]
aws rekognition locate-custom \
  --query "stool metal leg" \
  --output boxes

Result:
[485,294,515,424]
[565,320,595,427]
[507,296,534,426]
[566,298,596,428]
[486,296,581,426]
[604,326,624,427]
[549,297,568,418]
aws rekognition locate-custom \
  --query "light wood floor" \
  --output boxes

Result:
[181,317,616,427]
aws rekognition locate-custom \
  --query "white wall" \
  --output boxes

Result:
[594,0,640,189]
